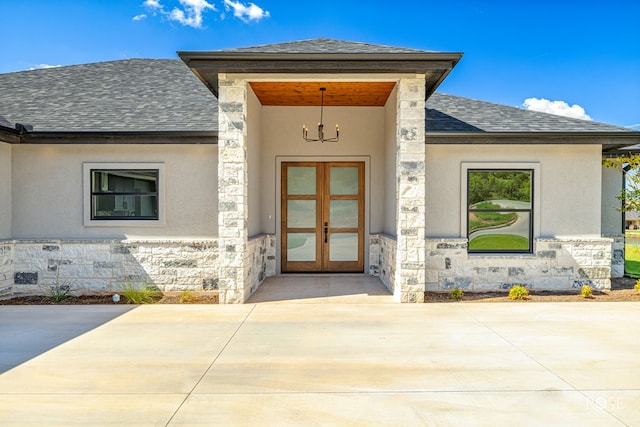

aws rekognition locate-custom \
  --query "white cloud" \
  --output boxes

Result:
[29,64,62,70]
[522,97,592,121]
[141,0,216,28]
[170,0,216,28]
[140,0,266,27]
[144,0,162,8]
[223,0,269,22]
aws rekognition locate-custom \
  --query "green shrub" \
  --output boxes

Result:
[120,282,162,304]
[508,285,529,301]
[635,279,640,295]
[581,285,594,299]
[450,288,464,301]
[179,290,198,303]
[49,284,72,303]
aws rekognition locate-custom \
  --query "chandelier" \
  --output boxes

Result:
[302,87,339,143]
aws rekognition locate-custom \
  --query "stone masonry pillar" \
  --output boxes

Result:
[217,75,249,303]
[394,76,427,303]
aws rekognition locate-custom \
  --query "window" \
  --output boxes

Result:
[91,170,158,220]
[84,163,165,226]
[467,169,533,253]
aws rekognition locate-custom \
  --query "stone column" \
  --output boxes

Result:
[217,75,249,303]
[394,77,427,303]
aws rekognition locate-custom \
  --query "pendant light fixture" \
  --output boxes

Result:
[302,87,339,143]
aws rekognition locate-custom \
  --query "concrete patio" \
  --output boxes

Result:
[0,302,638,426]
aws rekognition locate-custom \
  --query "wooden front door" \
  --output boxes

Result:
[281,162,364,273]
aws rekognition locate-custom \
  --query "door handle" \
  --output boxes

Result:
[324,222,328,243]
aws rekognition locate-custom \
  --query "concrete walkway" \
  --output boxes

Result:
[0,303,639,426]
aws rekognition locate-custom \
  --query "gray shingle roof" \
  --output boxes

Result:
[0,57,636,136]
[0,59,217,132]
[426,93,633,133]
[214,38,432,54]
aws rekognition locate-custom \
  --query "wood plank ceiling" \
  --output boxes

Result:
[249,82,396,106]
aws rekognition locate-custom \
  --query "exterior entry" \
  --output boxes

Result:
[281,162,364,273]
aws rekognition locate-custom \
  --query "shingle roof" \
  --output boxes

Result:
[426,92,633,133]
[0,59,217,132]
[214,38,432,54]
[0,57,636,136]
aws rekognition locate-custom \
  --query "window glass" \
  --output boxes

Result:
[90,170,159,220]
[468,170,533,253]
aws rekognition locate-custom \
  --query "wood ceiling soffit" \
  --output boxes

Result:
[249,82,396,106]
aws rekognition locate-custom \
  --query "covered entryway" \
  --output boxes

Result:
[281,161,364,273]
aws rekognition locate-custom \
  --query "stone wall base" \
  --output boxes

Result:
[370,234,397,296]
[3,240,222,297]
[425,237,613,292]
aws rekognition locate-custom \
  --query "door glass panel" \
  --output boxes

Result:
[330,167,358,195]
[288,167,316,195]
[287,233,316,261]
[330,200,358,228]
[287,200,316,228]
[329,233,358,261]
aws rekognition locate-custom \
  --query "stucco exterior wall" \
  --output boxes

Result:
[259,106,387,235]
[601,163,623,234]
[425,144,603,238]
[247,88,263,237]
[0,142,11,239]
[383,86,398,236]
[12,144,218,239]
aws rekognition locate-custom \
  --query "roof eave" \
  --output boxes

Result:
[178,51,463,98]
[425,131,640,148]
[15,130,218,144]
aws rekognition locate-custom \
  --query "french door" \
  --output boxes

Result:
[281,162,364,273]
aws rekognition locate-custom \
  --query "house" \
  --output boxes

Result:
[0,38,638,303]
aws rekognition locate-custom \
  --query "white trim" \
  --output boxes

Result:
[275,156,371,274]
[83,162,166,227]
[460,162,541,251]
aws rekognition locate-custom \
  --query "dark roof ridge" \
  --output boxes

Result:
[3,58,181,76]
[213,37,437,54]
[429,92,636,132]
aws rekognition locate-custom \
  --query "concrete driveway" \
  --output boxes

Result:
[0,303,638,426]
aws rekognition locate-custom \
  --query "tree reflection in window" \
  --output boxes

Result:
[468,170,533,253]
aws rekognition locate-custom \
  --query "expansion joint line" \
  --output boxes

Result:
[164,305,257,426]
[471,315,627,426]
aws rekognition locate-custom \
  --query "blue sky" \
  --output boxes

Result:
[1,0,638,128]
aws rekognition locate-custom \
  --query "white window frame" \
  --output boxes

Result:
[461,162,541,253]
[83,162,166,227]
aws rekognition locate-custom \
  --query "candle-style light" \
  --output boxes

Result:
[303,87,339,143]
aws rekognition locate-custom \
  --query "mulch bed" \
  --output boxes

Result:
[0,292,219,305]
[1,278,638,305]
[425,277,640,303]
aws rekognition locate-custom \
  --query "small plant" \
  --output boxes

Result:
[581,285,594,299]
[179,290,198,303]
[49,284,72,303]
[508,285,529,301]
[635,279,640,295]
[120,282,161,304]
[450,288,464,301]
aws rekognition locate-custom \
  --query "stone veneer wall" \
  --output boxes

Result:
[0,243,12,297]
[4,240,220,295]
[370,234,397,295]
[394,77,426,303]
[425,237,614,291]
[243,234,276,302]
[604,234,625,278]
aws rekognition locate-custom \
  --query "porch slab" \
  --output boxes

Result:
[0,303,638,426]
[247,274,394,304]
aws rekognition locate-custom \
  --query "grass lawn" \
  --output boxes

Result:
[469,234,529,250]
[625,243,640,277]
